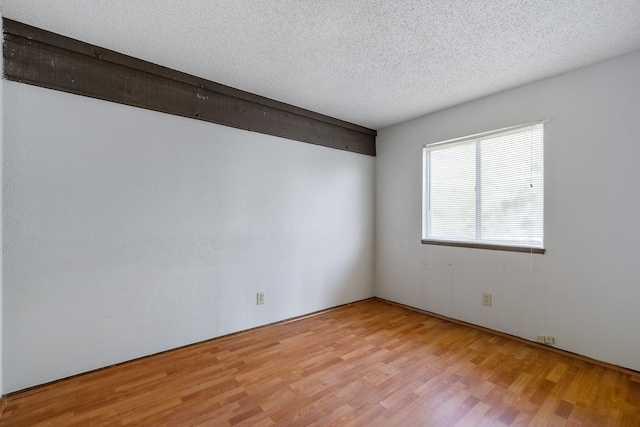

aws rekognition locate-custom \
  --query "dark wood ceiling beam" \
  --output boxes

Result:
[2,18,376,156]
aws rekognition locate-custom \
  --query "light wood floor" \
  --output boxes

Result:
[2,298,639,426]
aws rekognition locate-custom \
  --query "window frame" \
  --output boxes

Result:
[421,121,547,254]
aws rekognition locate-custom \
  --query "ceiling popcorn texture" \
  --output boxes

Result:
[2,0,640,129]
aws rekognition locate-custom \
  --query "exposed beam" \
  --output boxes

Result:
[2,18,376,156]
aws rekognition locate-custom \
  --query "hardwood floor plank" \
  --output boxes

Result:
[1,298,639,426]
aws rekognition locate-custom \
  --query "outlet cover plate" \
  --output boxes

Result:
[482,293,492,306]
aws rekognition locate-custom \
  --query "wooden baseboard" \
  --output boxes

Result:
[7,296,639,400]
[6,297,376,398]
[376,297,640,379]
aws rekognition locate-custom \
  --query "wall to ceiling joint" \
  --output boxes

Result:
[2,18,376,156]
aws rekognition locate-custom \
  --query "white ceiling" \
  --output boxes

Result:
[2,1,640,129]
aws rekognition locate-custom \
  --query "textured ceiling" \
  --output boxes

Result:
[2,1,640,129]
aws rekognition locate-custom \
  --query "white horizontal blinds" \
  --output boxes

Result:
[424,122,544,248]
[427,142,476,240]
[480,124,543,246]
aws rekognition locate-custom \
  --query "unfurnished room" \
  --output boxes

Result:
[0,1,640,426]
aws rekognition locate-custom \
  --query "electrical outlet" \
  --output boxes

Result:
[482,293,492,306]
[256,292,264,305]
[537,335,554,345]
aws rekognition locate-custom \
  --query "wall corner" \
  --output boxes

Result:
[1,11,5,397]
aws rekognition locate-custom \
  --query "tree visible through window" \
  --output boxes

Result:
[422,122,544,252]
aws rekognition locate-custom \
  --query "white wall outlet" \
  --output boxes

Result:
[256,292,264,305]
[537,335,554,345]
[482,293,492,306]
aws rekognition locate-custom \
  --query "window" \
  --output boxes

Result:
[422,122,544,253]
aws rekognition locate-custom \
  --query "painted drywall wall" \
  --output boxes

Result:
[3,82,375,392]
[375,50,640,371]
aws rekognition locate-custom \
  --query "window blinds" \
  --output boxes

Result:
[423,122,544,249]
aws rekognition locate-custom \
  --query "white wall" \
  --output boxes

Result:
[375,50,640,371]
[3,82,375,392]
